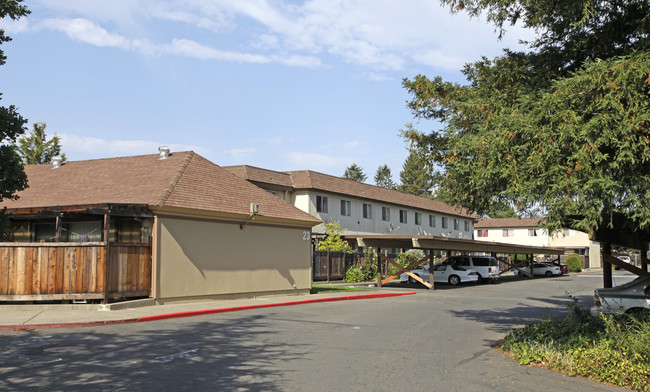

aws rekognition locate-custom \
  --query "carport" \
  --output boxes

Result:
[345,235,566,289]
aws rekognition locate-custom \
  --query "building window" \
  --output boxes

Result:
[415,212,422,225]
[429,215,436,227]
[562,228,575,237]
[453,219,459,230]
[528,228,538,236]
[399,209,407,224]
[464,221,470,232]
[503,229,514,237]
[340,200,351,216]
[441,217,448,229]
[477,229,488,238]
[363,203,372,219]
[382,207,390,221]
[316,195,328,213]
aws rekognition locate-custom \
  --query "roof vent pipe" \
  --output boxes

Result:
[51,156,63,169]
[158,146,170,160]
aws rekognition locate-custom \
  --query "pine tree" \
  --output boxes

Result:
[399,151,433,196]
[343,163,367,183]
[16,122,66,165]
[374,164,395,189]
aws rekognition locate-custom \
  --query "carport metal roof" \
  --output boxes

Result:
[345,234,566,255]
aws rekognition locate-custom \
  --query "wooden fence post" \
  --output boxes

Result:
[103,213,110,304]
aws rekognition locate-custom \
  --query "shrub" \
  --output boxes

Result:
[345,252,378,282]
[345,267,365,283]
[501,297,650,391]
[564,254,583,272]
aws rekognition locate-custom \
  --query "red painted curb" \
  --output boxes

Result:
[0,291,416,330]
[139,291,416,322]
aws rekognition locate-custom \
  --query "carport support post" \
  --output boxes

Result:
[602,242,613,289]
[529,254,534,276]
[376,248,382,287]
[641,243,649,273]
[429,249,434,290]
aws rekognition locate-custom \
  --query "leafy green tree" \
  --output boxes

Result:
[16,122,66,164]
[399,148,434,197]
[402,0,650,239]
[374,164,395,189]
[0,0,30,234]
[343,163,367,183]
[484,201,518,219]
[317,222,353,253]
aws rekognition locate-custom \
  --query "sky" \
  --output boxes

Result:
[0,0,534,183]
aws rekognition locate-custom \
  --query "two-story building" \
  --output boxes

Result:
[474,218,601,269]
[225,166,476,239]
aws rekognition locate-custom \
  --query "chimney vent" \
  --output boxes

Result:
[51,156,63,169]
[158,146,170,160]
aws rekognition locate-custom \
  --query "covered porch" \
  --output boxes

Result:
[0,205,153,303]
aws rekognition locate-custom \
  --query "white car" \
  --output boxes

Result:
[513,263,561,277]
[614,255,632,270]
[400,264,479,285]
[590,276,650,317]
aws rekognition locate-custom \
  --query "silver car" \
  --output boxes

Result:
[590,276,650,317]
[400,264,479,285]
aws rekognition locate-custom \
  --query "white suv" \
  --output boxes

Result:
[443,256,500,283]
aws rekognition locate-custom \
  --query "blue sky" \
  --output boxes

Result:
[0,0,533,183]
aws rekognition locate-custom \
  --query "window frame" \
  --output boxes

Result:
[382,206,391,221]
[340,200,351,216]
[363,203,372,219]
[316,195,328,213]
[399,209,408,224]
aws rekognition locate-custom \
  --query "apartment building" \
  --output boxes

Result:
[225,165,476,238]
[474,218,602,268]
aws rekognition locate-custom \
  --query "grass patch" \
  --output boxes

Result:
[501,298,650,391]
[310,285,376,294]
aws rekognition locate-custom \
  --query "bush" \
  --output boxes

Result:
[344,252,378,283]
[501,298,650,391]
[345,267,365,283]
[564,254,583,272]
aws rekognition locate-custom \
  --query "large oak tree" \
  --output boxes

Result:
[402,0,650,245]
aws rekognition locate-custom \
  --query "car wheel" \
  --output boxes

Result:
[448,275,460,285]
[545,271,553,277]
[476,274,484,283]
[408,276,417,284]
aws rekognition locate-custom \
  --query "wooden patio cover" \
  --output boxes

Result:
[345,234,566,255]
[345,234,566,289]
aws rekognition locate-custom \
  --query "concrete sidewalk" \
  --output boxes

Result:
[0,289,416,330]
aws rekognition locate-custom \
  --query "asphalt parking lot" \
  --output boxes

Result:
[0,271,634,391]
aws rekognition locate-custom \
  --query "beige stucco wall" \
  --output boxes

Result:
[156,216,312,301]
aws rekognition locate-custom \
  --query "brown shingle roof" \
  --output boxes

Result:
[286,170,475,219]
[475,217,544,229]
[2,152,320,225]
[224,165,293,188]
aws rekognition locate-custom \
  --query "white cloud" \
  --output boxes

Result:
[0,18,29,34]
[59,133,209,158]
[29,1,535,74]
[41,18,129,48]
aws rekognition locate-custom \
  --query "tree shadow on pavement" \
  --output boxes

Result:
[0,313,309,391]
[447,293,594,334]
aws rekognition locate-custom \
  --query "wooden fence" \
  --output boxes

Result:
[0,242,151,302]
